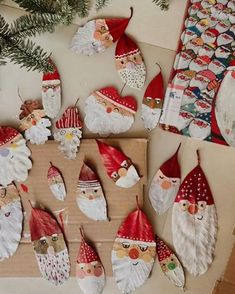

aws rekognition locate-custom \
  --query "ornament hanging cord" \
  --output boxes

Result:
[74,97,80,106]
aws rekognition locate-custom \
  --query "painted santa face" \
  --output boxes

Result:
[208,59,226,75]
[173,72,192,88]
[211,4,223,16]
[228,0,235,12]
[190,74,210,90]
[216,21,230,33]
[188,4,200,16]
[174,51,193,69]
[198,44,214,58]
[197,8,210,19]
[217,33,234,46]
[0,134,32,187]
[181,88,198,105]
[141,101,162,130]
[42,80,61,119]
[194,99,212,113]
[201,30,216,43]
[195,20,209,33]
[185,16,198,27]
[48,175,66,201]
[177,110,194,130]
[181,30,196,44]
[54,128,82,160]
[219,8,231,20]
[0,184,23,261]
[33,233,70,285]
[201,0,213,9]
[84,93,134,136]
[116,51,146,89]
[217,0,228,4]
[189,118,211,139]
[93,19,113,48]
[186,39,203,54]
[189,57,208,72]
[112,239,155,294]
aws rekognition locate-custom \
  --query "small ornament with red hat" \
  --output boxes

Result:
[0,126,32,187]
[149,144,181,215]
[84,86,137,136]
[156,235,185,289]
[96,140,140,188]
[42,59,61,119]
[76,162,108,221]
[76,227,105,294]
[112,196,156,293]
[70,7,133,56]
[54,106,83,160]
[47,162,66,201]
[115,33,146,90]
[172,150,218,276]
[29,205,70,285]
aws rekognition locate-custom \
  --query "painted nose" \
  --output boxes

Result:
[47,246,55,255]
[126,61,135,70]
[65,133,73,140]
[161,180,172,190]
[32,119,37,126]
[0,148,10,157]
[87,269,91,274]
[106,107,112,113]
[47,88,54,95]
[89,195,94,200]
[128,248,139,260]
[188,204,198,215]
[118,167,127,177]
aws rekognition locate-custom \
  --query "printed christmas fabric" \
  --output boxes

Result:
[160,0,235,146]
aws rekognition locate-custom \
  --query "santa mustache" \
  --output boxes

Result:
[116,165,140,188]
[188,120,211,139]
[77,273,106,294]
[25,118,51,145]
[141,103,161,130]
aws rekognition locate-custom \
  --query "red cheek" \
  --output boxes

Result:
[76,269,86,279]
[94,267,103,277]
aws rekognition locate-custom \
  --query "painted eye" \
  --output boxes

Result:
[4,212,10,217]
[101,26,106,31]
[111,172,118,178]
[52,236,58,242]
[198,201,207,210]
[60,130,66,135]
[72,130,77,135]
[156,99,161,104]
[172,180,177,183]
[40,239,47,245]
[122,242,130,249]
[0,189,6,198]
[159,176,164,179]
[133,56,137,61]
[82,190,86,194]
[113,107,119,113]
[138,244,148,252]
[105,36,110,40]
[180,200,188,211]
[101,101,107,106]
[121,60,125,65]
[146,97,152,102]
[121,160,128,168]
[31,114,35,119]
[93,189,98,193]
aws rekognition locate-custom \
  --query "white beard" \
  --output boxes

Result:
[112,251,154,294]
[174,53,191,70]
[173,75,190,88]
[70,20,105,56]
[85,95,134,136]
[25,118,51,145]
[116,165,140,188]
[208,63,225,75]
[54,128,82,160]
[0,140,32,187]
[35,249,70,285]
[190,78,208,90]
[164,259,185,288]
[189,119,211,139]
[77,274,105,294]
[181,92,197,105]
[172,203,217,276]
[49,183,66,201]
[181,31,196,44]
[189,60,207,72]
[141,104,161,130]
[194,100,211,113]
[201,34,215,44]
[0,200,23,261]
[76,196,108,221]
[217,35,233,46]
[42,83,61,119]
[185,43,200,54]
[201,1,212,9]
[118,63,146,90]
[176,111,194,131]
[216,23,230,33]
[149,181,180,215]
[198,47,214,58]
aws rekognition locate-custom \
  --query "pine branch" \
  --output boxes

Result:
[152,0,169,11]
[13,0,61,14]
[96,0,110,11]
[68,0,90,18]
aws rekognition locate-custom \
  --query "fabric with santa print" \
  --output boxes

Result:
[76,230,105,294]
[149,144,181,215]
[42,59,61,119]
[156,235,185,289]
[0,127,32,187]
[76,162,108,221]
[47,162,66,201]
[112,198,156,294]
[54,106,83,160]
[84,87,137,136]
[172,150,217,276]
[29,207,70,285]
[0,184,23,261]
[141,68,164,131]
[19,100,51,145]
[96,140,140,189]
[160,0,235,146]
[115,33,146,90]
[70,8,133,56]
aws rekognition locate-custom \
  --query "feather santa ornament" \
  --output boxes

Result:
[76,162,108,221]
[141,69,164,130]
[149,144,181,215]
[47,162,66,201]
[29,206,70,285]
[112,197,156,293]
[96,140,140,188]
[42,60,61,119]
[71,8,133,56]
[54,106,83,160]
[19,100,51,145]
[156,235,185,289]
[172,150,217,276]
[76,229,106,294]
[0,126,32,187]
[0,184,23,261]
[115,33,146,90]
[84,86,137,136]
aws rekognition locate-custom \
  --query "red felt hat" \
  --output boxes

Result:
[144,71,164,101]
[96,140,128,178]
[77,238,100,264]
[43,59,60,81]
[78,163,100,188]
[115,34,140,58]
[29,208,62,241]
[0,127,20,147]
[117,205,155,243]
[160,145,181,179]
[105,7,133,42]
[156,236,173,262]
[56,107,82,129]
[96,87,137,113]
